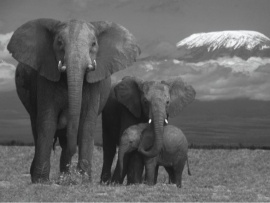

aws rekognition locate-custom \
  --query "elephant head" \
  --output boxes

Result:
[8,18,140,157]
[118,123,148,179]
[114,76,196,158]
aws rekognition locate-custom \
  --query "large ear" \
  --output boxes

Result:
[87,21,141,83]
[114,76,142,118]
[7,18,63,81]
[162,77,196,117]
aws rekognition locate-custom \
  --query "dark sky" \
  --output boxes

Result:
[1,0,270,144]
[1,0,270,101]
[1,0,270,45]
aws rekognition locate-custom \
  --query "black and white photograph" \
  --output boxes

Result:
[0,0,269,201]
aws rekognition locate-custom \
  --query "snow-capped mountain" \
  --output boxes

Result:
[176,30,270,62]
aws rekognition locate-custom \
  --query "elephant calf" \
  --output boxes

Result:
[118,123,191,188]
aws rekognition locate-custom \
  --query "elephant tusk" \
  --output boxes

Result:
[61,65,66,72]
[86,58,96,72]
[58,60,62,69]
[148,119,152,124]
[87,64,95,71]
[93,59,97,68]
[58,60,66,72]
[165,119,168,124]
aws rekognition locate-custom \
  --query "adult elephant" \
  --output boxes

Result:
[7,18,140,183]
[100,76,195,183]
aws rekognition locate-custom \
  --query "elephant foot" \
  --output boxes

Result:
[77,159,92,182]
[56,170,90,186]
[60,162,71,174]
[31,173,50,184]
[110,174,123,185]
[100,173,111,185]
[31,162,50,184]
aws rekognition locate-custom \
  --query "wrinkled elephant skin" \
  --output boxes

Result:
[8,18,140,183]
[101,76,195,184]
[118,124,191,188]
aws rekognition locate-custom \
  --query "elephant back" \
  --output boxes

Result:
[162,125,188,155]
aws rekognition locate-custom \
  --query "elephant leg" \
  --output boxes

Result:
[111,154,127,184]
[164,167,175,184]
[100,120,117,184]
[30,115,37,176]
[31,108,57,183]
[174,161,185,188]
[127,151,144,185]
[57,129,71,173]
[101,142,116,183]
[154,165,159,184]
[144,157,157,186]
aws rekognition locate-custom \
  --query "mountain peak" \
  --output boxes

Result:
[177,30,270,51]
[176,30,270,62]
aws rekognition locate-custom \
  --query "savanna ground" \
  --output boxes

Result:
[1,146,270,202]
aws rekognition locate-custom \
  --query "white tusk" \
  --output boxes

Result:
[93,59,97,67]
[58,60,62,69]
[87,64,94,71]
[165,119,168,124]
[148,119,152,124]
[61,65,66,72]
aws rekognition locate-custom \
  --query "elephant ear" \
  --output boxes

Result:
[114,76,142,118]
[163,77,196,117]
[7,18,63,81]
[87,21,141,83]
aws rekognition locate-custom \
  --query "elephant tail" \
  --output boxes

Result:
[187,157,191,176]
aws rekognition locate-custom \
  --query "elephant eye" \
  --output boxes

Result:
[166,100,170,105]
[142,98,148,104]
[57,37,64,48]
[91,41,96,47]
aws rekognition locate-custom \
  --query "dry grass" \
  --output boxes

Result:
[0,146,270,202]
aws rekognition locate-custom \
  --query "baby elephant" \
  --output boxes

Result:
[117,123,191,188]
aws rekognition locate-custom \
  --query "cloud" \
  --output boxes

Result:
[191,57,270,73]
[0,32,13,60]
[139,0,185,14]
[73,0,90,8]
[0,61,16,92]
[113,57,270,101]
[138,39,180,60]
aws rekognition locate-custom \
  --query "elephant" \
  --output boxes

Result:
[100,76,196,184]
[7,18,140,183]
[118,123,191,188]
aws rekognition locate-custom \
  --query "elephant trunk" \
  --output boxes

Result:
[138,103,165,158]
[66,55,84,158]
[118,143,129,178]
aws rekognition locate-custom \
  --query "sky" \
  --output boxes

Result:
[1,0,270,101]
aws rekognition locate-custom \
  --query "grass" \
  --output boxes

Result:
[1,146,270,202]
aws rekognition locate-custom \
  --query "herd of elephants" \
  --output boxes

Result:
[7,18,196,188]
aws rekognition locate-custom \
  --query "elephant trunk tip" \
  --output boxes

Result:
[138,145,160,158]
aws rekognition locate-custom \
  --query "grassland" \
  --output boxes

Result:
[1,146,270,202]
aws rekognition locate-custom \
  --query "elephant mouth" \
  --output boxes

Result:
[148,118,168,125]
[58,60,66,72]
[57,58,97,72]
[86,58,97,72]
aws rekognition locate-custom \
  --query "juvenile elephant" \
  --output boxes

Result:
[100,76,195,183]
[7,18,140,183]
[118,123,191,188]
